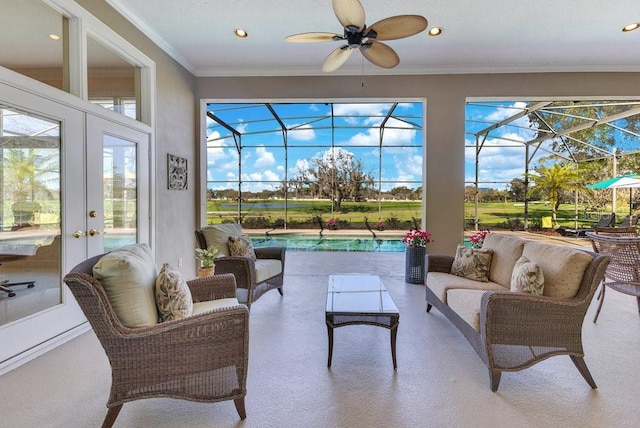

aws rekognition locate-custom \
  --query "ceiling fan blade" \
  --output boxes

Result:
[360,41,399,69]
[322,45,353,72]
[332,0,365,32]
[285,32,342,43]
[367,15,428,41]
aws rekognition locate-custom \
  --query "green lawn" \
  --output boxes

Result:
[206,199,620,230]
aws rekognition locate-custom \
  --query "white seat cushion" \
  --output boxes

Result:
[427,271,506,303]
[255,259,282,283]
[192,298,240,315]
[447,289,487,333]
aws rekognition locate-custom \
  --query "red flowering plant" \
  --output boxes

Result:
[469,229,490,248]
[402,228,433,248]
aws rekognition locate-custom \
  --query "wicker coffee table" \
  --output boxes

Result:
[325,274,399,369]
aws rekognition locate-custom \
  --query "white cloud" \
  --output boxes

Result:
[254,146,275,168]
[289,123,316,141]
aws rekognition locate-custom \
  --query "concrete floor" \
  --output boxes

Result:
[0,242,638,427]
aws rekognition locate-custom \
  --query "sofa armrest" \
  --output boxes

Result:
[187,273,237,302]
[480,291,586,349]
[426,254,455,273]
[255,246,286,261]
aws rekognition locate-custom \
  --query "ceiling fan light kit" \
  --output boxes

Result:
[285,0,428,72]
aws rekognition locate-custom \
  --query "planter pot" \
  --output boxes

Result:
[198,266,215,278]
[405,246,426,284]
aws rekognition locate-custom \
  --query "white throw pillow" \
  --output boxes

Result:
[155,263,193,321]
[92,243,158,328]
[510,256,545,295]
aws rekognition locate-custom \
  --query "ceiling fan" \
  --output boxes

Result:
[285,0,428,72]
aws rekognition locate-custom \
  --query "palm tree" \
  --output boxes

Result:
[529,162,582,226]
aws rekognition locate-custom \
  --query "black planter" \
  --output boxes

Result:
[405,245,426,284]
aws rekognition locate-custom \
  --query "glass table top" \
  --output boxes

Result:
[326,275,398,314]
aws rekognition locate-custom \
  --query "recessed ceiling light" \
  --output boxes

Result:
[234,29,248,38]
[428,27,443,37]
[622,22,639,32]
[49,34,61,41]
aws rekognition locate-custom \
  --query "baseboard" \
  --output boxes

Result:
[0,322,91,376]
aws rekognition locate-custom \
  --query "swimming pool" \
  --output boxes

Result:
[249,234,406,252]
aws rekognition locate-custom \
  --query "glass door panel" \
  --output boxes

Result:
[0,105,61,325]
[86,115,149,257]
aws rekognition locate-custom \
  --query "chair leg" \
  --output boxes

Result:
[234,397,247,420]
[426,303,432,313]
[593,284,607,323]
[637,296,640,318]
[277,286,284,296]
[570,356,597,389]
[489,368,501,392]
[101,404,123,428]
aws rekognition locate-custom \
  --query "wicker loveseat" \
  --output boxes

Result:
[425,233,610,391]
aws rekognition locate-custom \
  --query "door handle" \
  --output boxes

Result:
[88,229,102,236]
[72,230,86,238]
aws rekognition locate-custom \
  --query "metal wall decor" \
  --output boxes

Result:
[167,154,188,190]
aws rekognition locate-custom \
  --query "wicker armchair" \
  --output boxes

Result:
[586,231,640,322]
[63,254,249,428]
[195,224,285,308]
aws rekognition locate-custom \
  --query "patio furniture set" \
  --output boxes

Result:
[63,226,640,424]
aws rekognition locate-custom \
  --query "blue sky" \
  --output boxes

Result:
[206,102,423,192]
[204,100,556,194]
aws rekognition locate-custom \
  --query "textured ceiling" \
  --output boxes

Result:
[105,0,640,77]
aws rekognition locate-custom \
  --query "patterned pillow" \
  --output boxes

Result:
[450,245,493,282]
[510,256,545,295]
[228,235,257,260]
[155,263,193,321]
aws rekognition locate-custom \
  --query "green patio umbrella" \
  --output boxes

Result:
[587,174,640,216]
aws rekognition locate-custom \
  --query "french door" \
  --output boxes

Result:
[0,77,151,368]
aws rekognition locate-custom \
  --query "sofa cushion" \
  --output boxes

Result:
[155,263,193,321]
[255,259,282,283]
[92,243,158,328]
[510,256,545,295]
[228,234,257,260]
[522,241,592,299]
[427,271,506,303]
[482,233,525,287]
[447,289,487,333]
[450,245,493,282]
[192,298,240,315]
[201,223,243,257]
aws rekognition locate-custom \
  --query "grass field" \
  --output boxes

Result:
[206,198,622,231]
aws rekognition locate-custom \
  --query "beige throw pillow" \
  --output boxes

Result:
[228,234,257,260]
[510,256,545,295]
[155,263,193,321]
[450,245,493,282]
[92,243,158,328]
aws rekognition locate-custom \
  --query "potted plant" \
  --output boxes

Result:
[469,229,490,248]
[195,246,219,277]
[402,228,433,284]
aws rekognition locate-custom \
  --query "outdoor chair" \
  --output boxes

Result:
[559,213,615,237]
[195,223,285,308]
[585,232,640,323]
[617,215,640,228]
[63,247,249,427]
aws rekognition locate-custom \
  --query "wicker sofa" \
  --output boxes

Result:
[425,233,610,391]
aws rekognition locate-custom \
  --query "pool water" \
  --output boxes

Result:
[250,235,406,252]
